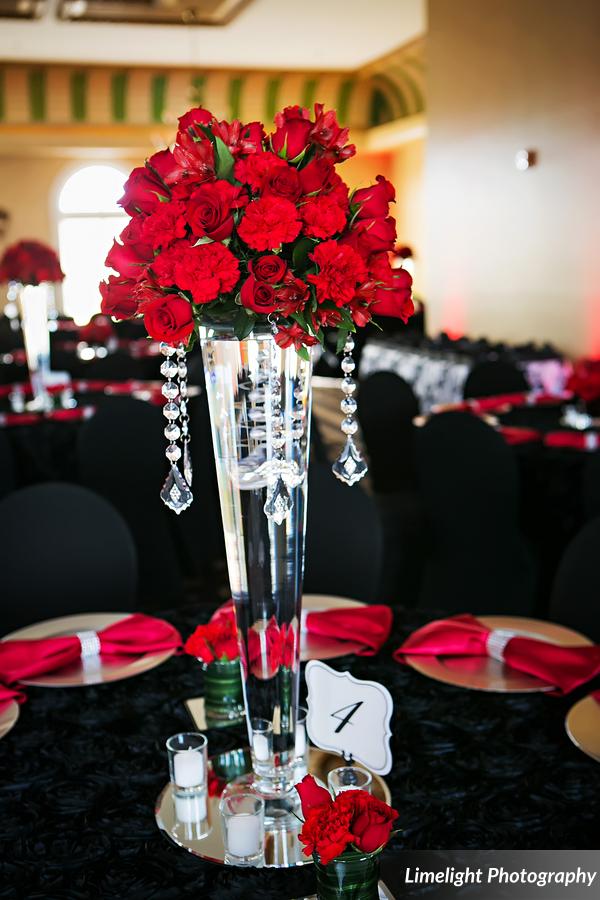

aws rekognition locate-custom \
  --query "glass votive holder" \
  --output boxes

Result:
[167,732,208,792]
[327,765,373,796]
[293,706,309,782]
[250,718,273,776]
[220,792,265,866]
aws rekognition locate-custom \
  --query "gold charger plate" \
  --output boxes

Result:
[566,694,600,762]
[0,701,19,740]
[406,615,592,693]
[3,613,175,687]
[155,746,390,869]
[301,594,366,661]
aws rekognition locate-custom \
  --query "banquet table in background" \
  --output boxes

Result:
[1,606,599,900]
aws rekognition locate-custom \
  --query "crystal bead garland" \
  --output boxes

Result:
[331,335,368,486]
[159,342,193,514]
[263,332,293,525]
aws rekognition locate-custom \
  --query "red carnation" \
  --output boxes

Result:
[99,275,138,319]
[353,176,395,220]
[300,195,347,239]
[237,196,301,251]
[119,166,168,216]
[140,293,194,345]
[271,105,313,160]
[249,254,287,284]
[141,201,188,251]
[184,616,240,664]
[369,252,413,322]
[240,277,278,314]
[308,240,367,307]
[275,322,318,351]
[186,180,247,242]
[310,104,356,162]
[153,240,239,305]
[234,151,287,192]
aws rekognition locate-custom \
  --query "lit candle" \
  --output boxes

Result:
[253,733,270,762]
[227,814,261,858]
[295,723,307,758]
[174,791,207,823]
[173,747,204,788]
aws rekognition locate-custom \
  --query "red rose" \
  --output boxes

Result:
[263,164,302,202]
[308,240,367,307]
[212,118,265,157]
[247,616,282,678]
[344,216,397,257]
[237,196,301,251]
[141,201,187,251]
[119,166,168,215]
[310,104,356,162]
[99,275,138,319]
[105,239,152,280]
[271,105,313,159]
[233,151,287,192]
[140,293,194,345]
[186,180,246,242]
[147,149,184,187]
[249,254,287,284]
[348,792,399,853]
[274,273,309,316]
[184,616,239,664]
[369,253,413,322]
[177,106,213,137]
[353,176,395,219]
[300,195,347,239]
[153,241,240,305]
[120,216,153,256]
[296,775,332,815]
[274,322,318,350]
[240,276,278,314]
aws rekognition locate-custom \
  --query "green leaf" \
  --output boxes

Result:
[192,235,214,246]
[213,134,235,182]
[292,237,316,272]
[336,329,350,355]
[296,344,310,362]
[233,308,255,340]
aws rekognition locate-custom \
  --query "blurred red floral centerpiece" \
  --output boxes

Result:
[101,103,412,821]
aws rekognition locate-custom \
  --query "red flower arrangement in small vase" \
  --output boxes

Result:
[296,775,398,899]
[184,608,244,727]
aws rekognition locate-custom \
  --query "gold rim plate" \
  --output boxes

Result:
[566,694,600,762]
[3,613,175,687]
[0,700,19,740]
[406,615,592,693]
[301,594,366,661]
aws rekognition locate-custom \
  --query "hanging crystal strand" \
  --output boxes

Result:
[332,334,368,486]
[264,327,293,525]
[176,343,193,487]
[159,342,193,514]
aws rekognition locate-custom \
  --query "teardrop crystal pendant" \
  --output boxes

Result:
[263,476,293,525]
[332,436,368,486]
[160,464,194,514]
[183,441,193,487]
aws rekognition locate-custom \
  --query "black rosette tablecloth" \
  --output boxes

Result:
[1,606,599,900]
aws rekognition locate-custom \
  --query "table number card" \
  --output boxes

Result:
[305,660,393,775]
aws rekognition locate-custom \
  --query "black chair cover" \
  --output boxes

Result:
[357,372,419,493]
[463,360,529,399]
[304,461,383,602]
[77,397,185,607]
[550,516,600,642]
[0,429,16,501]
[583,450,600,521]
[415,412,536,614]
[0,483,137,632]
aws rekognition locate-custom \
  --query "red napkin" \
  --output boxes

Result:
[544,431,599,451]
[498,426,541,445]
[0,684,25,712]
[394,613,600,695]
[212,601,392,656]
[0,613,181,684]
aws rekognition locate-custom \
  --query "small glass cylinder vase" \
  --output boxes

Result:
[314,849,381,900]
[17,282,52,411]
[199,322,311,819]
[203,659,245,727]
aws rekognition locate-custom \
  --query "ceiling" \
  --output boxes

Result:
[0,0,426,70]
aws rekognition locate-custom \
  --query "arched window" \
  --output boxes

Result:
[57,164,128,324]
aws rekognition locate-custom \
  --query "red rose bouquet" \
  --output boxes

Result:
[184,614,239,664]
[100,104,413,354]
[296,774,398,866]
[567,359,600,404]
[0,240,64,287]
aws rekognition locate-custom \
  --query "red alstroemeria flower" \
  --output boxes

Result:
[275,322,319,351]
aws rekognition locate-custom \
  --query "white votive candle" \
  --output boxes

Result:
[253,733,270,762]
[295,723,307,758]
[227,814,261,858]
[174,791,207,823]
[173,747,204,788]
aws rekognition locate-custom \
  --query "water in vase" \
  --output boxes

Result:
[200,325,312,804]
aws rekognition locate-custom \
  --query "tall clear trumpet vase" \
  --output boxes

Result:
[199,323,312,820]
[17,282,52,411]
